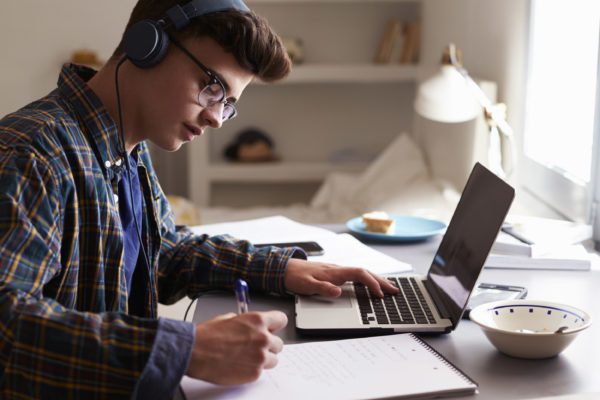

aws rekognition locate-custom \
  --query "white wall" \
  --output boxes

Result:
[0,1,135,115]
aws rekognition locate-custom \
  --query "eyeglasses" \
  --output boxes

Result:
[170,37,237,121]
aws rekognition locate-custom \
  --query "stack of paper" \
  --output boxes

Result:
[190,216,412,275]
[486,244,592,271]
[491,215,592,257]
[487,215,593,271]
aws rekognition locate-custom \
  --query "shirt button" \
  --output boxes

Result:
[113,194,119,203]
[115,159,122,167]
[104,160,112,168]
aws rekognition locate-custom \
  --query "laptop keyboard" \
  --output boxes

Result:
[354,277,437,325]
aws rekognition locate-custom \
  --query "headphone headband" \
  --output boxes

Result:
[167,0,250,30]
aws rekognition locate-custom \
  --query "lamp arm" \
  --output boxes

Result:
[454,67,514,138]
[455,65,516,176]
[444,43,516,177]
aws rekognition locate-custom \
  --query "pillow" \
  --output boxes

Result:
[352,132,428,210]
[310,132,431,215]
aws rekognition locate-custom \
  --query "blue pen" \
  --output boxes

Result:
[235,278,250,314]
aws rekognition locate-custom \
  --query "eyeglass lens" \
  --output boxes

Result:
[198,83,237,121]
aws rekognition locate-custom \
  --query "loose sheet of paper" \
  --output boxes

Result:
[190,216,411,274]
[190,215,337,243]
[181,334,476,400]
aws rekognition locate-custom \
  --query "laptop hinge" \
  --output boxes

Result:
[424,279,451,320]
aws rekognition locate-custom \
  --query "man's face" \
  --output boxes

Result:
[132,36,254,151]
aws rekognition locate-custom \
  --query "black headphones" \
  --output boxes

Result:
[123,0,250,69]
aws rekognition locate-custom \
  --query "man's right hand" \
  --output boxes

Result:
[186,310,287,385]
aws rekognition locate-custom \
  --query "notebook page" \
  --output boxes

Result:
[181,334,476,400]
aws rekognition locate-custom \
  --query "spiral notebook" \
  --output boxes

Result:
[180,333,478,400]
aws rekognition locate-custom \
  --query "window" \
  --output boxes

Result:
[521,0,600,221]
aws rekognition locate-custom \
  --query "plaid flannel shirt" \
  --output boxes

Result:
[0,64,301,399]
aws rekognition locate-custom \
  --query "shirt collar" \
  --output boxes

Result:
[57,63,124,172]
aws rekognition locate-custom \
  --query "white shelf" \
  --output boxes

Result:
[208,161,368,182]
[253,64,418,84]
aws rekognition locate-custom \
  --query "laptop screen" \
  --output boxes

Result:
[427,163,514,327]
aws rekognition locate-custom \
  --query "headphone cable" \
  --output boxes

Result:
[183,297,197,322]
[114,57,153,290]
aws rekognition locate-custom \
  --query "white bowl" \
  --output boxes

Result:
[469,299,592,359]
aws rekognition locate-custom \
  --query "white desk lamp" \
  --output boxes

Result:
[414,43,515,178]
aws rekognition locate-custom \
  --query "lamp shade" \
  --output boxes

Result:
[414,65,481,123]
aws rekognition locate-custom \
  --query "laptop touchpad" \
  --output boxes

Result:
[301,291,353,309]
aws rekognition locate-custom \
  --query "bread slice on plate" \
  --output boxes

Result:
[361,211,395,234]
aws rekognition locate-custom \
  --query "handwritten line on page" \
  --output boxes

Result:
[190,216,411,275]
[180,334,477,400]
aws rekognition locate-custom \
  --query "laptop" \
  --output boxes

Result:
[295,162,514,335]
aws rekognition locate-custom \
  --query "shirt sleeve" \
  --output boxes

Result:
[0,148,160,398]
[133,318,195,400]
[136,147,308,305]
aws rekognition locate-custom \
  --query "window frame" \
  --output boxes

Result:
[519,0,600,223]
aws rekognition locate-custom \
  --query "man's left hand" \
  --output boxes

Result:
[284,258,400,298]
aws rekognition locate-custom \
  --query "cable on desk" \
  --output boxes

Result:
[183,290,231,322]
[184,298,197,322]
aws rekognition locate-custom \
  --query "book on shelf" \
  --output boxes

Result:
[485,244,592,271]
[399,20,421,64]
[373,20,403,64]
[491,215,592,257]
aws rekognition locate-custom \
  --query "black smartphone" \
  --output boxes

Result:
[254,241,325,256]
[463,283,527,319]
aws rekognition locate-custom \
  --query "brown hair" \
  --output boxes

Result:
[112,1,291,82]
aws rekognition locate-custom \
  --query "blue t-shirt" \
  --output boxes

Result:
[117,153,143,292]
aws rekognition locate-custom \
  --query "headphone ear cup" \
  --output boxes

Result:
[123,20,170,68]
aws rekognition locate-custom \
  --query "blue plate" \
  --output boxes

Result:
[346,215,447,243]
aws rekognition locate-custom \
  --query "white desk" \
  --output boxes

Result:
[186,226,600,399]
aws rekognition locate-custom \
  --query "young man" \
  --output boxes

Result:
[0,0,398,398]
